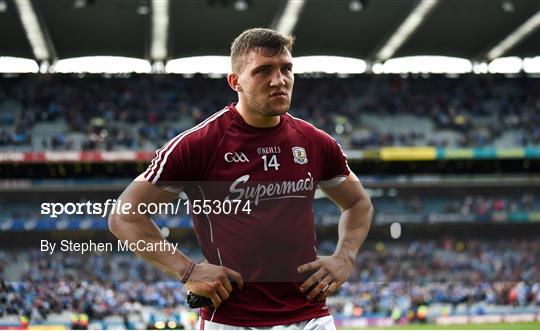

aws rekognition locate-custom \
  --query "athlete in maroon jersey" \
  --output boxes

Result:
[109,28,373,329]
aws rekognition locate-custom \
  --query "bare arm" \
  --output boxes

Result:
[325,172,373,266]
[108,175,243,307]
[298,172,373,300]
[108,175,191,278]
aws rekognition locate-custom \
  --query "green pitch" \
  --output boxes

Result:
[342,321,540,329]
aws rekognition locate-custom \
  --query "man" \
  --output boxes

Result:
[109,28,372,329]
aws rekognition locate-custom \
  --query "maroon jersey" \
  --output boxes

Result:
[144,104,349,326]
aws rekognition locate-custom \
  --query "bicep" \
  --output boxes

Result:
[119,174,179,208]
[320,173,370,212]
[109,175,179,236]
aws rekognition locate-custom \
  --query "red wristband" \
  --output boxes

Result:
[181,262,195,284]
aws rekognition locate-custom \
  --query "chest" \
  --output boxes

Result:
[204,130,319,182]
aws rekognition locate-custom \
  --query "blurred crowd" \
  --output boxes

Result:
[0,243,202,323]
[323,239,540,317]
[0,74,539,151]
[441,193,536,215]
[313,192,539,225]
[1,239,539,323]
[391,192,537,215]
[0,75,232,151]
[350,75,540,148]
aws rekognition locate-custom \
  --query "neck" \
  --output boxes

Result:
[235,101,280,128]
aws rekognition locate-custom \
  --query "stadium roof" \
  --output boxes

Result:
[0,0,539,65]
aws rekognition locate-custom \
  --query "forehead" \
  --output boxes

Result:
[242,48,293,70]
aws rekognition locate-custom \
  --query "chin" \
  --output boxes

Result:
[266,106,289,116]
[266,102,290,115]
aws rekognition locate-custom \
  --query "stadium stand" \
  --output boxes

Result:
[1,75,540,152]
[1,238,539,328]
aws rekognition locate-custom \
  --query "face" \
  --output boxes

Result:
[233,48,294,117]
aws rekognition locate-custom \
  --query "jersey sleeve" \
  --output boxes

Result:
[142,133,203,193]
[318,131,350,189]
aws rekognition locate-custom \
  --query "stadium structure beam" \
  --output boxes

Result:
[374,0,439,62]
[486,10,540,60]
[13,0,57,63]
[271,0,305,36]
[150,0,170,62]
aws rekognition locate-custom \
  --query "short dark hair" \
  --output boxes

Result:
[230,28,295,72]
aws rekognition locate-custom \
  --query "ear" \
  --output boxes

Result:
[227,73,242,92]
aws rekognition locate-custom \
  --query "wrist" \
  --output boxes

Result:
[175,256,195,281]
[180,261,196,284]
[333,250,355,269]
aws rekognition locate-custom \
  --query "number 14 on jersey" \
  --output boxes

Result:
[261,154,280,171]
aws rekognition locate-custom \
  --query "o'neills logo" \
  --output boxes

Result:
[227,172,314,205]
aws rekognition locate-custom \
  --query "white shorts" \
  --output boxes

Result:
[198,315,336,330]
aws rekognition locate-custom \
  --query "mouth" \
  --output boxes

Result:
[270,91,288,98]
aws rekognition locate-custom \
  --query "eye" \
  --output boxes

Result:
[257,67,270,74]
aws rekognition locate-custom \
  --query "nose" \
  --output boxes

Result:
[270,70,286,87]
